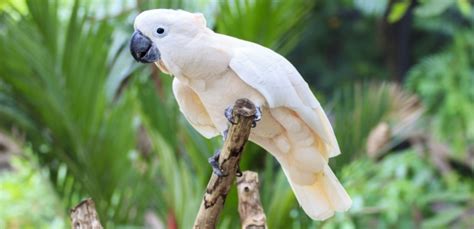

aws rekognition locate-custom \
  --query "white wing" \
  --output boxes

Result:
[172,78,219,138]
[229,44,341,157]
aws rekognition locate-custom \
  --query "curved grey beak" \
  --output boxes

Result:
[130,30,160,63]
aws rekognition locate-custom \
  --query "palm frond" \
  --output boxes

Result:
[329,82,402,168]
[0,0,155,225]
[216,0,315,55]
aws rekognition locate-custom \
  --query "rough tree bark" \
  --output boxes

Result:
[193,98,258,229]
[70,198,103,229]
[237,171,267,229]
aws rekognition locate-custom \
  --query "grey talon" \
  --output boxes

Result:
[208,150,227,177]
[222,129,229,141]
[225,106,237,125]
[255,106,262,121]
[252,106,262,128]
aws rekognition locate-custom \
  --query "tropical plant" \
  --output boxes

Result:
[406,31,474,160]
[216,0,315,55]
[329,82,424,168]
[0,148,66,229]
[0,0,155,226]
[328,149,474,229]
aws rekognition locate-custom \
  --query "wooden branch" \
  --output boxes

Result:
[194,98,258,229]
[237,171,267,229]
[70,198,103,229]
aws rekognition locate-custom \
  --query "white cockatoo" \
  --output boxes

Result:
[130,9,351,220]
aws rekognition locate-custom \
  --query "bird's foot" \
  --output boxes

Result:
[252,106,262,128]
[224,106,237,125]
[224,105,262,128]
[208,150,227,177]
[222,129,229,141]
[208,149,243,177]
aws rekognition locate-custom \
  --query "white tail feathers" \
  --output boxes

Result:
[282,163,352,220]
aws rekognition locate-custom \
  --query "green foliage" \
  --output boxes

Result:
[387,0,411,23]
[415,0,457,18]
[406,31,474,158]
[358,0,472,23]
[457,0,472,17]
[329,83,394,167]
[329,150,474,228]
[0,150,66,229]
[413,0,473,39]
[354,0,388,16]
[288,2,389,93]
[132,72,210,228]
[0,0,155,225]
[216,0,315,55]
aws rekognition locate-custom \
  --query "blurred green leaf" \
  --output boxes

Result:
[0,149,67,228]
[406,31,474,158]
[354,0,388,16]
[388,0,410,23]
[330,83,396,167]
[421,207,465,229]
[415,0,455,17]
[216,0,315,55]
[457,0,472,17]
[0,0,154,225]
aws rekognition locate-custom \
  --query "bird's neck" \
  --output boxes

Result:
[165,31,232,81]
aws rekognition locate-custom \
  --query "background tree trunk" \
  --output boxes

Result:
[237,171,267,229]
[70,198,103,229]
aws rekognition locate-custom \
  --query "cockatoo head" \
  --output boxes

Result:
[130,9,207,64]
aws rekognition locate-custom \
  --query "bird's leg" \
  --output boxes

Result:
[208,149,242,177]
[208,149,227,177]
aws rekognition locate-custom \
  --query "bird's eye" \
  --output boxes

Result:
[154,26,167,38]
[156,27,165,34]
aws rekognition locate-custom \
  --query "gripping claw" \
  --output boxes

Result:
[224,106,237,125]
[252,106,262,128]
[208,150,227,177]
